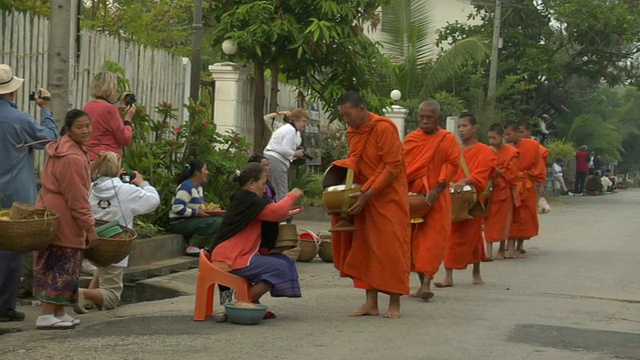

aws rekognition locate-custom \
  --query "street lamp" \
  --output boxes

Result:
[390,89,402,102]
[222,39,238,62]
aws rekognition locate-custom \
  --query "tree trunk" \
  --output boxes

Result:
[269,62,279,112]
[253,61,267,154]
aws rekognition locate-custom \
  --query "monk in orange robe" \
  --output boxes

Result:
[504,123,547,258]
[403,100,460,301]
[484,123,519,260]
[331,92,411,319]
[435,114,495,287]
[518,121,549,254]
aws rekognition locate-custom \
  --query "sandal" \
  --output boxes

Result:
[263,311,277,320]
[36,320,75,330]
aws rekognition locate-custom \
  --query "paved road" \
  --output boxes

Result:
[2,191,639,360]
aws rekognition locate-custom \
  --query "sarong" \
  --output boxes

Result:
[33,245,83,304]
[231,254,301,298]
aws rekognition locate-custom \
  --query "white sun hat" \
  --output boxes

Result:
[0,64,25,95]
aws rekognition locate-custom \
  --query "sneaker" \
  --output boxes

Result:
[184,246,201,257]
[0,308,25,322]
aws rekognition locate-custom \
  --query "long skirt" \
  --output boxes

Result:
[231,254,301,298]
[33,245,83,305]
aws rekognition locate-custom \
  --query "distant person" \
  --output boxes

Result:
[263,108,309,201]
[83,71,136,161]
[552,158,568,194]
[585,172,604,196]
[601,172,613,193]
[575,145,589,195]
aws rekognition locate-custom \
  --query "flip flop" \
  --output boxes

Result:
[36,321,75,330]
[263,311,276,320]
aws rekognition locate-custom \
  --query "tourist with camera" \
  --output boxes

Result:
[73,151,159,314]
[83,71,136,161]
[0,64,58,323]
[263,108,310,202]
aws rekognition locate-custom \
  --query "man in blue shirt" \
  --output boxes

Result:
[0,64,58,322]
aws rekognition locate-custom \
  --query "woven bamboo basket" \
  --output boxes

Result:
[283,247,300,261]
[318,232,333,263]
[84,220,137,267]
[297,230,319,262]
[0,209,59,253]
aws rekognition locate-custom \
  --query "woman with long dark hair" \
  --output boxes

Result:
[168,160,223,256]
[211,163,303,308]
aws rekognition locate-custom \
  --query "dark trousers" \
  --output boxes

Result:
[0,251,21,310]
[575,171,588,194]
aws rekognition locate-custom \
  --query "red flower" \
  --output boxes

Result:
[167,146,176,151]
[202,121,209,126]
[173,127,182,134]
[167,102,173,107]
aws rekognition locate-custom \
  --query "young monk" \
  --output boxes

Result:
[435,114,495,287]
[504,123,547,258]
[331,92,411,319]
[518,121,549,254]
[484,124,520,260]
[403,100,460,301]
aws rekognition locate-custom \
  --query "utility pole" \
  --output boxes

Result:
[487,0,502,114]
[189,0,204,102]
[48,0,74,129]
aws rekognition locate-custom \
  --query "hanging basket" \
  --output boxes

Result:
[84,220,137,267]
[318,232,333,263]
[0,208,59,253]
[282,247,300,262]
[297,230,319,262]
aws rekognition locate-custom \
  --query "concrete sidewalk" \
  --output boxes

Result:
[2,192,640,360]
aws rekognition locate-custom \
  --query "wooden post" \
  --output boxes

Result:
[48,0,74,128]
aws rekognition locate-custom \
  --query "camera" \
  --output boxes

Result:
[302,151,314,161]
[124,93,137,107]
[119,172,136,184]
[28,90,51,102]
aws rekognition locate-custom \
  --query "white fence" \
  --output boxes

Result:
[1,10,189,173]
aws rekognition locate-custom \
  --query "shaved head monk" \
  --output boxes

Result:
[516,120,549,254]
[403,100,460,301]
[484,123,520,260]
[435,114,495,287]
[503,123,547,258]
[331,92,411,318]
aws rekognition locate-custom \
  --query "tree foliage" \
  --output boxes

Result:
[209,0,393,151]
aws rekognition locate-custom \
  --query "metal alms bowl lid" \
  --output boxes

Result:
[322,165,349,189]
[325,184,362,192]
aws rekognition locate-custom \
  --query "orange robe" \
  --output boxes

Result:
[484,145,519,243]
[331,113,411,295]
[403,128,460,278]
[509,138,547,240]
[445,143,496,270]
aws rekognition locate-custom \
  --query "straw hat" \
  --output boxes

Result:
[0,64,24,95]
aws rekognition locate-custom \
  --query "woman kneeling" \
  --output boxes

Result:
[210,163,303,304]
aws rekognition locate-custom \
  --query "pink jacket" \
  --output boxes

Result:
[211,194,296,269]
[83,100,133,160]
[36,135,94,249]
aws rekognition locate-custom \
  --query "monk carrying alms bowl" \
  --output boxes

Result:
[408,193,431,224]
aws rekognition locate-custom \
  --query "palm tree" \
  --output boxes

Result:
[377,0,489,100]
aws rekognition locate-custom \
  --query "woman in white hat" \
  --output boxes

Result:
[0,64,58,323]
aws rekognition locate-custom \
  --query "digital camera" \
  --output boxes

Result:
[119,172,136,184]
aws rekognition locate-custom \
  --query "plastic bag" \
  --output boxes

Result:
[537,197,551,214]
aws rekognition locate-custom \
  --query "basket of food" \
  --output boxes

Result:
[84,220,137,267]
[0,203,59,253]
[202,203,225,216]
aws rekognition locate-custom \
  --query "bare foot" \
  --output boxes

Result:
[433,280,453,288]
[419,289,434,301]
[495,252,505,260]
[409,290,421,298]
[517,248,526,254]
[347,304,379,317]
[472,273,484,285]
[384,309,401,319]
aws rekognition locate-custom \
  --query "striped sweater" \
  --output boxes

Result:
[169,179,204,223]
